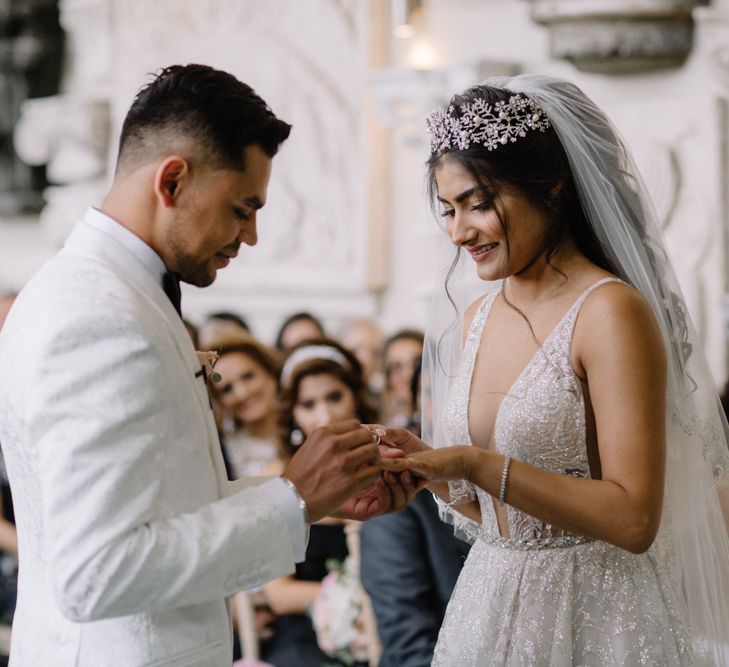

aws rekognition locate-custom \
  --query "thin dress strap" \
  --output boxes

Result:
[561,277,624,338]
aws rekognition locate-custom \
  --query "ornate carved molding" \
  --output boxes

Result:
[368,60,518,145]
[530,0,701,73]
[694,7,729,90]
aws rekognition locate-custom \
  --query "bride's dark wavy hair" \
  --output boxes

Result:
[428,86,617,283]
[426,85,616,354]
[426,84,692,376]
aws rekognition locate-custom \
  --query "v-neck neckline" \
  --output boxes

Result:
[464,277,617,449]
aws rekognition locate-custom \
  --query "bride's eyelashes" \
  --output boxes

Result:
[439,200,493,218]
[440,197,494,218]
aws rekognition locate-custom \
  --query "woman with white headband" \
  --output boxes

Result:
[379,75,729,664]
[261,338,379,667]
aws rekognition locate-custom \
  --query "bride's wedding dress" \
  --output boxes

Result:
[432,278,692,666]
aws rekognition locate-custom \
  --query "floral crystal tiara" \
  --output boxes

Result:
[426,93,551,154]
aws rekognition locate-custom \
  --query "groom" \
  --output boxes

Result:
[0,64,415,666]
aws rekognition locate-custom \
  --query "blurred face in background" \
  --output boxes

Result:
[0,294,16,331]
[280,319,324,352]
[198,318,250,349]
[385,338,423,401]
[340,320,383,384]
[216,351,277,426]
[292,372,357,436]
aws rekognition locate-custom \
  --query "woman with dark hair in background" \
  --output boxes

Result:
[274,311,325,353]
[380,329,424,428]
[198,311,251,349]
[261,338,378,667]
[211,336,281,479]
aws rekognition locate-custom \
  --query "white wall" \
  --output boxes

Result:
[1,0,726,382]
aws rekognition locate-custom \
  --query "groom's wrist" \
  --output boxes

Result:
[281,476,311,525]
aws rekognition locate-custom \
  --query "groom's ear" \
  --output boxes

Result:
[154,156,189,207]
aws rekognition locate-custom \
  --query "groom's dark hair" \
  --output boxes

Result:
[115,64,291,174]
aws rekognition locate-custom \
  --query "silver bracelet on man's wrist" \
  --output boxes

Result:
[281,476,311,525]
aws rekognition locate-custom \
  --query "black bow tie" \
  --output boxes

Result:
[161,271,182,316]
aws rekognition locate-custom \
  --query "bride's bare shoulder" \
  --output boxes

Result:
[573,278,665,375]
[579,278,653,322]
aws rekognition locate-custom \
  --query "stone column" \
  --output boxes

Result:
[694,3,729,384]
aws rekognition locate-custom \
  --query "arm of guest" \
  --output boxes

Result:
[0,496,17,555]
[261,576,320,615]
[28,310,300,623]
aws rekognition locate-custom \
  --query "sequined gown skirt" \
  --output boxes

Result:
[431,536,692,666]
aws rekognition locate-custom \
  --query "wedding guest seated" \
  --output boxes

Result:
[0,453,17,628]
[360,359,469,667]
[274,311,325,352]
[338,317,385,399]
[0,293,16,330]
[380,329,424,428]
[261,338,378,667]
[0,292,18,629]
[182,318,200,349]
[199,310,252,349]
[211,336,281,479]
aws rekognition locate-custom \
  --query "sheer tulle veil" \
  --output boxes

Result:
[420,74,729,663]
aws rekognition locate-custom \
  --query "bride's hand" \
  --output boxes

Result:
[365,425,431,455]
[392,446,475,483]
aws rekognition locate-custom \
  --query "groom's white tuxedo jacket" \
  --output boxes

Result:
[0,216,300,666]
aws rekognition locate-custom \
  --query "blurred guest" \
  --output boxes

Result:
[0,293,17,627]
[338,317,385,396]
[0,460,17,627]
[261,339,377,667]
[0,293,16,330]
[199,310,252,349]
[182,319,200,349]
[381,329,424,428]
[212,336,281,479]
[274,311,325,352]
[360,355,468,667]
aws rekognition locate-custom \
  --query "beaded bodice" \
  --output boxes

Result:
[444,278,621,543]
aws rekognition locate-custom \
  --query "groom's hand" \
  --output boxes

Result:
[282,420,381,523]
[331,468,420,521]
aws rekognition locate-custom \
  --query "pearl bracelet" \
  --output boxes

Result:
[498,455,511,507]
[281,476,311,525]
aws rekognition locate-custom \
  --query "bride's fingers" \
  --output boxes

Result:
[379,445,405,459]
[378,458,409,472]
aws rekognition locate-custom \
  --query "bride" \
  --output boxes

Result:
[380,75,729,665]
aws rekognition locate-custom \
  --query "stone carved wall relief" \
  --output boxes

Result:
[110,0,369,295]
[628,105,722,370]
[530,0,702,73]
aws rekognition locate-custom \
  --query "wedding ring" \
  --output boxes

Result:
[367,425,386,446]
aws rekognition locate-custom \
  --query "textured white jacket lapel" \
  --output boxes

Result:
[62,220,231,498]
